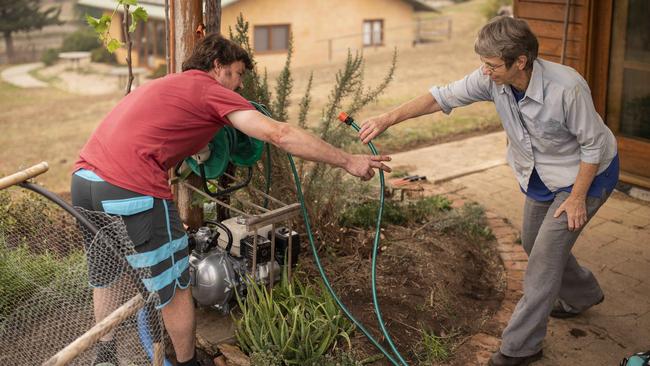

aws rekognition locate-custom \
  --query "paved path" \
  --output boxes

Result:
[390,131,507,183]
[1,63,47,88]
[392,131,650,365]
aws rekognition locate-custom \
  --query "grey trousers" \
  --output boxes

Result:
[500,191,608,357]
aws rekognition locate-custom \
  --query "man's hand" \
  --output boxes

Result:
[359,115,392,144]
[553,195,588,231]
[344,154,392,181]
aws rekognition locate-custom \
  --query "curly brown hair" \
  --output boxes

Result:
[182,34,253,72]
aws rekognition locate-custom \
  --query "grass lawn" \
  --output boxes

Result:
[277,0,502,152]
[0,77,120,192]
[0,0,501,193]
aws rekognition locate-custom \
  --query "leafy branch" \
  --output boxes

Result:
[86,0,148,53]
[85,0,148,94]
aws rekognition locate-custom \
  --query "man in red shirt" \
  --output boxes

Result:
[71,34,391,366]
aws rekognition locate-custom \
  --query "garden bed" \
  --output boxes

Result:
[295,193,506,365]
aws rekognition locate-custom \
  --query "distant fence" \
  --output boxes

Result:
[415,17,452,44]
[318,17,452,62]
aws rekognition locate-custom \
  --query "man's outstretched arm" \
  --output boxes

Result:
[227,109,391,181]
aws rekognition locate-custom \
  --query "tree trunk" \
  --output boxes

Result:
[3,31,15,64]
[204,0,221,35]
[169,0,205,230]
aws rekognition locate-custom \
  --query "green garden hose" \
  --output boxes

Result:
[337,112,409,366]
[286,155,405,366]
[250,102,408,365]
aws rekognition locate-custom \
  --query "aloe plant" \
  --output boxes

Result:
[234,271,354,365]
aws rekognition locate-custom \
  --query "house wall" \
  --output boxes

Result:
[106,12,138,67]
[221,0,416,70]
[106,11,166,69]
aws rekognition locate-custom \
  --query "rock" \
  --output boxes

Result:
[214,355,228,366]
[217,343,250,366]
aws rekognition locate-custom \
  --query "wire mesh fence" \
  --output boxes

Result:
[0,188,165,365]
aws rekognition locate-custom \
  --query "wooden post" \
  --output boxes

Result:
[0,162,49,190]
[204,0,234,222]
[205,0,222,35]
[169,0,205,230]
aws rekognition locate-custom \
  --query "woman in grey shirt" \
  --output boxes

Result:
[359,16,618,366]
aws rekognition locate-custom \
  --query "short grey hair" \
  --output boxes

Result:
[474,16,538,70]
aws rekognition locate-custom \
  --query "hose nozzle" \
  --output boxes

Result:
[338,112,354,126]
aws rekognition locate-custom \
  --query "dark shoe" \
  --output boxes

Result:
[488,350,543,366]
[550,295,604,319]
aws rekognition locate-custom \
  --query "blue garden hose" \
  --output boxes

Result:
[137,306,173,366]
[249,102,408,365]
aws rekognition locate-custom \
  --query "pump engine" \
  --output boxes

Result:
[188,217,299,313]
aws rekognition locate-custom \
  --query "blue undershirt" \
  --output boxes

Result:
[511,85,619,202]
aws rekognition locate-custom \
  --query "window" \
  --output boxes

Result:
[363,20,384,47]
[254,25,290,53]
[607,0,650,141]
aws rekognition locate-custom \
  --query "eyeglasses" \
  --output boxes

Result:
[482,61,505,72]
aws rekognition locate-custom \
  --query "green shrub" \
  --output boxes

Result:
[310,350,365,366]
[339,195,452,228]
[235,271,354,365]
[433,203,494,241]
[0,190,89,319]
[61,28,101,52]
[41,48,60,66]
[0,241,87,319]
[0,190,53,238]
[90,46,117,64]
[250,349,283,366]
[417,330,452,363]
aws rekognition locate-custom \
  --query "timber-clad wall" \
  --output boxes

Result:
[513,0,614,119]
[513,0,590,75]
[515,1,650,188]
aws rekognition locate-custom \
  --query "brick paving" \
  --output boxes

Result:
[392,131,650,365]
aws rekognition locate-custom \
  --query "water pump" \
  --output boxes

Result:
[188,219,298,313]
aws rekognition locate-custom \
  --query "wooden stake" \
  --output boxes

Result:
[0,162,49,190]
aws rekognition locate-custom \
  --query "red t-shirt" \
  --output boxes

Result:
[74,70,254,199]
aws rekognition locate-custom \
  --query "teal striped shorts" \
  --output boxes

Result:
[71,169,190,308]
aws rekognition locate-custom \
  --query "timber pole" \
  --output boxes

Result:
[169,0,205,229]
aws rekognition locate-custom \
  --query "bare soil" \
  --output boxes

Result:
[299,196,505,365]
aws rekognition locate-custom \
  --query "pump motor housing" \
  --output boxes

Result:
[188,222,298,312]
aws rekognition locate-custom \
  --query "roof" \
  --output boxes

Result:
[401,0,436,11]
[77,0,435,20]
[77,0,166,19]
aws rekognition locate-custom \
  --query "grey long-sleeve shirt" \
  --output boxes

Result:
[430,58,617,192]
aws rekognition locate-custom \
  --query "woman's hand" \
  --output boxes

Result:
[359,115,392,144]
